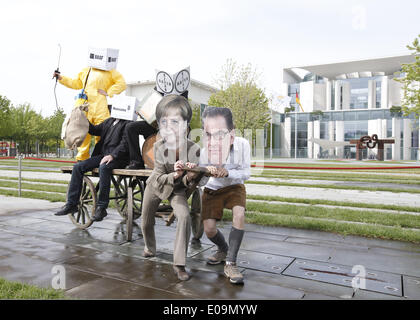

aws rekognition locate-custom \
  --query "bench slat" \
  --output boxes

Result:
[60,166,152,177]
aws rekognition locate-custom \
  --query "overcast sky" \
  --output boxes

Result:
[1,0,419,117]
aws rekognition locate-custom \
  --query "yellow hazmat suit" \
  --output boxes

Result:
[59,67,126,161]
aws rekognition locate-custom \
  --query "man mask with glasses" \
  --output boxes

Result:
[197,106,251,285]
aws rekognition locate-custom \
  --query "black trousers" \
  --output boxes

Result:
[67,155,128,209]
[125,120,157,164]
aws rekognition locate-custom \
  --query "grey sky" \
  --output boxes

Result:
[0,0,419,117]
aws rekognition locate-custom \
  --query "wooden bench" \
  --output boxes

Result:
[60,166,172,241]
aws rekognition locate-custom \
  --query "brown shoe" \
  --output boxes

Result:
[224,262,244,284]
[143,249,155,258]
[173,265,190,281]
[207,250,227,265]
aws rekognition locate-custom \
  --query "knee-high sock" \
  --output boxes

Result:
[208,230,228,253]
[226,227,244,263]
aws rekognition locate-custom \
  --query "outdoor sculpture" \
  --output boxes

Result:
[350,134,395,161]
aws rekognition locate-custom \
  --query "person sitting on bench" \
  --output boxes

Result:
[124,89,188,170]
[55,117,131,222]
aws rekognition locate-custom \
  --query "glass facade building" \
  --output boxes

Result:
[272,55,418,160]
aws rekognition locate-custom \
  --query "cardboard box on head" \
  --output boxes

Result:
[87,47,119,71]
[110,95,140,121]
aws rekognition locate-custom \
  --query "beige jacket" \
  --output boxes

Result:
[146,138,201,200]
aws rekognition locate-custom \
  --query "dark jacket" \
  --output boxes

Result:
[88,117,130,161]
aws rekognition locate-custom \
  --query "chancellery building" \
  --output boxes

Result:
[272,55,418,160]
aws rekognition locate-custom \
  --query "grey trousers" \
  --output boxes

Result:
[141,185,192,266]
[190,188,204,240]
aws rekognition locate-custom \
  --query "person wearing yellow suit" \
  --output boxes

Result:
[54,67,126,161]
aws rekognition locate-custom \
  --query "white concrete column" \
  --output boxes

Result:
[284,116,291,158]
[300,81,314,113]
[389,79,402,109]
[342,82,351,110]
[326,81,332,111]
[392,118,401,160]
[335,120,345,158]
[376,80,382,108]
[368,80,375,109]
[380,119,387,139]
[328,121,335,157]
[307,121,314,159]
[381,76,389,109]
[403,118,412,160]
[313,120,320,159]
[335,82,341,110]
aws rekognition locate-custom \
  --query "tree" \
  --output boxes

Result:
[209,60,270,136]
[0,95,11,139]
[395,34,420,118]
[0,96,67,156]
[390,105,403,117]
[310,110,324,120]
[10,103,39,154]
[47,107,66,156]
[213,58,261,90]
[284,106,295,114]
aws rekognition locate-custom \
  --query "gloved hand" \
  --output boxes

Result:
[53,71,62,80]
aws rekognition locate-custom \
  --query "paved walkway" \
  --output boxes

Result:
[0,196,419,300]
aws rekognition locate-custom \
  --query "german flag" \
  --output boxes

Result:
[295,90,304,112]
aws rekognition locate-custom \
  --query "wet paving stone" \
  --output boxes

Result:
[0,208,418,300]
[125,233,214,259]
[327,247,420,278]
[0,252,57,289]
[244,269,358,299]
[164,267,304,299]
[282,259,403,297]
[19,220,79,235]
[236,251,294,274]
[284,236,370,252]
[150,252,235,275]
[0,224,63,241]
[0,217,47,227]
[402,276,420,299]
[58,267,103,292]
[62,251,176,291]
[238,237,335,262]
[191,247,294,275]
[245,231,289,242]
[0,234,102,264]
[65,276,187,299]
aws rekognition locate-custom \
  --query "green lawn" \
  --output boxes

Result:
[252,170,420,184]
[246,180,420,194]
[1,166,419,243]
[0,159,72,168]
[251,161,420,168]
[0,277,67,299]
[223,210,420,243]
